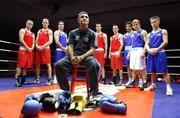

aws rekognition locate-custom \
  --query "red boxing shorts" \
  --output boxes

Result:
[110,52,123,70]
[94,49,105,65]
[17,49,34,68]
[35,48,51,64]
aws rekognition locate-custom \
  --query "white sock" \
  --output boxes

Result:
[143,80,147,83]
[15,74,19,79]
[166,84,171,90]
[151,83,156,87]
[139,79,143,84]
[128,78,132,81]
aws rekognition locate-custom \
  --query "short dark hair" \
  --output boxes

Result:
[113,24,119,28]
[96,23,101,26]
[78,11,88,18]
[132,19,141,25]
[125,21,132,26]
[58,20,64,24]
[26,19,33,23]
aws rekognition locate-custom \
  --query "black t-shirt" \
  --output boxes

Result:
[67,28,97,56]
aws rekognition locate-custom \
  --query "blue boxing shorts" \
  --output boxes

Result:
[146,51,168,73]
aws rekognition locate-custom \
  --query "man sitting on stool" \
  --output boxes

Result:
[55,11,99,96]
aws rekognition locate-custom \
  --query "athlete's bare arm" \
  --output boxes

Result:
[54,31,67,52]
[108,37,112,59]
[158,29,168,51]
[103,33,108,58]
[19,29,30,50]
[141,30,148,58]
[41,29,53,49]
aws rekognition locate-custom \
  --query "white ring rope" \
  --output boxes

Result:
[0,69,16,72]
[0,40,179,76]
[0,40,19,45]
[0,60,17,62]
[0,49,18,53]
[167,56,180,58]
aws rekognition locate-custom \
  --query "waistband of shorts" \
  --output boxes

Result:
[36,46,50,50]
[125,46,131,50]
[131,47,144,51]
[56,48,63,51]
[149,48,165,52]
[19,46,27,50]
[40,46,50,49]
[111,51,119,55]
[95,48,104,51]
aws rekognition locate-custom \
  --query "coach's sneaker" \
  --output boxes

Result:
[166,88,173,96]
[102,78,107,85]
[144,84,156,91]
[115,79,123,86]
[108,81,114,85]
[108,76,116,85]
[108,77,116,85]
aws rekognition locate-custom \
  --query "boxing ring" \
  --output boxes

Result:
[0,39,180,80]
[0,40,50,78]
[0,39,180,118]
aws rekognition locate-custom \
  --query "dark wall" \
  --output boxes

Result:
[2,1,180,49]
[87,2,180,49]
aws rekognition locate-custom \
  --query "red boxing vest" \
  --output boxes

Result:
[23,31,34,48]
[37,29,49,46]
[97,32,105,49]
[111,34,121,52]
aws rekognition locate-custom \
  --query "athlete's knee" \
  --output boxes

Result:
[163,72,169,78]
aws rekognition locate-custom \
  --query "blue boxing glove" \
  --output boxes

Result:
[100,101,119,113]
[99,95,127,114]
[100,101,127,114]
[99,95,117,105]
[21,100,41,116]
[58,91,71,110]
[25,94,40,101]
[116,102,127,114]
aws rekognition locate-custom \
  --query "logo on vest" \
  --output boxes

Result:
[84,37,89,42]
[157,33,161,36]
[75,36,80,41]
